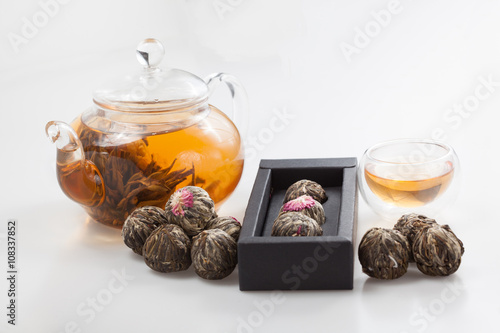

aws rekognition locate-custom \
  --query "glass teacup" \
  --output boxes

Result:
[358,139,460,219]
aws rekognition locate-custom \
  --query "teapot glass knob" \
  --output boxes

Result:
[136,38,165,69]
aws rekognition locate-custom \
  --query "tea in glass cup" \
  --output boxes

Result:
[358,139,459,218]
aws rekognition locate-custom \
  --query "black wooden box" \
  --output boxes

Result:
[238,158,358,291]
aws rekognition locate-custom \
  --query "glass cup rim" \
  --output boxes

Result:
[365,138,454,166]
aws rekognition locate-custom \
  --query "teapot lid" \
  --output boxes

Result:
[93,38,208,112]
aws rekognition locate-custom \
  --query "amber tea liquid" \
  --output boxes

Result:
[57,106,244,228]
[364,164,454,207]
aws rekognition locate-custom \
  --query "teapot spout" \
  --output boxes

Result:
[45,121,105,207]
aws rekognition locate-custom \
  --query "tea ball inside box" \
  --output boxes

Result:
[271,212,323,237]
[278,195,325,225]
[283,179,328,204]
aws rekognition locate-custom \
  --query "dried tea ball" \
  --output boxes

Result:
[122,206,169,255]
[358,228,411,280]
[143,224,192,273]
[278,195,325,225]
[444,224,465,256]
[205,216,241,241]
[271,212,323,237]
[412,224,464,276]
[283,179,327,204]
[394,213,437,245]
[393,213,438,262]
[165,186,216,237]
[191,229,238,280]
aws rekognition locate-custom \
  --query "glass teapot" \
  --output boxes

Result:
[45,38,247,228]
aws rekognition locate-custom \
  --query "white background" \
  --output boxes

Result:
[1,0,499,332]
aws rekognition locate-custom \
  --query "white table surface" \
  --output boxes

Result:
[1,1,499,332]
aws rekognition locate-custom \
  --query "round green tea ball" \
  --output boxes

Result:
[393,213,437,245]
[205,216,241,241]
[271,212,323,237]
[121,206,169,255]
[283,179,327,204]
[358,227,410,280]
[165,186,217,236]
[279,195,325,225]
[413,224,464,276]
[143,224,192,273]
[191,229,238,280]
[393,213,438,262]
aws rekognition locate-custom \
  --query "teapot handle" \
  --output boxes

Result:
[205,73,249,138]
